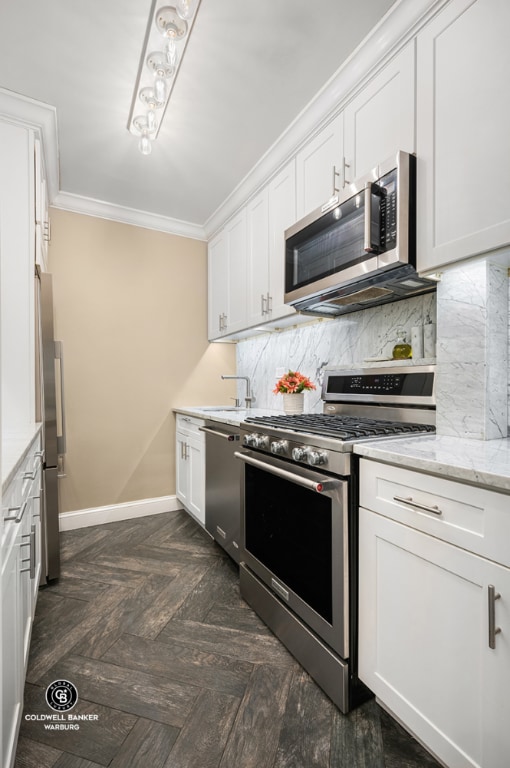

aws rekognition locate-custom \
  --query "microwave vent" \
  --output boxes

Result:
[328,286,393,307]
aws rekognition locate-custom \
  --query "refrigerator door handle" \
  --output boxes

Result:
[55,340,67,458]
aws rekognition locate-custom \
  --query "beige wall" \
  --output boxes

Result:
[48,209,236,513]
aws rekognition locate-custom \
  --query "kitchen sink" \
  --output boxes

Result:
[200,406,246,412]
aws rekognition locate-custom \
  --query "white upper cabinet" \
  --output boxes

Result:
[296,113,344,219]
[343,42,416,180]
[34,137,50,272]
[0,120,36,431]
[416,0,510,273]
[207,229,228,340]
[267,160,297,322]
[246,186,270,326]
[207,208,248,340]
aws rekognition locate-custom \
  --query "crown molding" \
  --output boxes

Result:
[203,0,448,239]
[52,190,206,240]
[0,87,59,203]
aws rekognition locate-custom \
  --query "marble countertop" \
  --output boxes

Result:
[174,406,279,428]
[2,423,43,491]
[354,434,510,493]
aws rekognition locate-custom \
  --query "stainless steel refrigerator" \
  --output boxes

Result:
[35,268,66,583]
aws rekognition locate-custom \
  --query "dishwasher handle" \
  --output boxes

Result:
[199,426,240,442]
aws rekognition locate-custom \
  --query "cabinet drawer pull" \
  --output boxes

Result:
[393,495,442,516]
[488,585,502,649]
[5,500,29,523]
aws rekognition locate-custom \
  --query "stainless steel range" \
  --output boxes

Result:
[235,365,435,714]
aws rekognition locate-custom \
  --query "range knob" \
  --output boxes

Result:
[292,446,310,462]
[243,433,258,447]
[270,439,288,455]
[254,434,270,450]
[307,450,328,467]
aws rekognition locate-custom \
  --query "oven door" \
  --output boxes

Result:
[235,449,349,658]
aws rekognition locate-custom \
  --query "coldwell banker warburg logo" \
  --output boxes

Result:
[24,680,100,730]
[46,680,78,712]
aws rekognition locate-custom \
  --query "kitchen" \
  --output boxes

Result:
[1,0,509,766]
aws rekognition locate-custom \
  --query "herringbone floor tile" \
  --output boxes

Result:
[15,510,441,767]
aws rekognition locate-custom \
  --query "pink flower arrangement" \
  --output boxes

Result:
[273,370,316,394]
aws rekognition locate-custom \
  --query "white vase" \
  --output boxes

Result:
[282,392,304,415]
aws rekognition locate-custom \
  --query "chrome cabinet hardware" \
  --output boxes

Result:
[266,292,272,313]
[5,500,29,523]
[393,495,442,516]
[488,585,502,649]
[23,470,36,481]
[20,527,36,578]
[218,312,228,332]
[261,294,267,315]
[342,157,351,188]
[332,164,340,195]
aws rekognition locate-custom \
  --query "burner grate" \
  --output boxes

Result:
[244,413,435,440]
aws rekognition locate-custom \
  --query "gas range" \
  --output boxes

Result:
[241,365,436,475]
[237,365,435,713]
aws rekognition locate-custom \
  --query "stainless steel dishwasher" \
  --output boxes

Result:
[200,421,241,563]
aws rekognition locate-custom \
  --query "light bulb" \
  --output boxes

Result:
[147,110,157,132]
[166,39,177,66]
[139,132,152,155]
[176,0,194,20]
[154,77,166,103]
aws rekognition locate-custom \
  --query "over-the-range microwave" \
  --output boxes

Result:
[284,151,436,317]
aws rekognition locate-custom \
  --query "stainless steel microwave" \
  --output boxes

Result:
[284,151,436,316]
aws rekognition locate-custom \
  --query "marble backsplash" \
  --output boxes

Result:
[236,292,437,413]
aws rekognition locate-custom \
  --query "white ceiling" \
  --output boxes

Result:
[0,0,396,228]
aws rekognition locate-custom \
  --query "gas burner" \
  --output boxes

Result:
[244,413,435,441]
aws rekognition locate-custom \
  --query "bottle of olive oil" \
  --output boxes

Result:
[392,329,412,359]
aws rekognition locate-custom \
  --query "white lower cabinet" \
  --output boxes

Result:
[359,458,510,768]
[175,415,205,526]
[1,432,43,768]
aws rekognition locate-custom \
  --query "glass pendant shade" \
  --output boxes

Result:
[139,131,152,155]
[176,0,195,20]
[154,77,166,103]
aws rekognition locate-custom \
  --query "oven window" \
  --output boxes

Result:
[244,463,333,623]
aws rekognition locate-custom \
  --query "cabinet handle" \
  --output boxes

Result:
[393,495,442,516]
[266,292,272,313]
[332,164,340,195]
[5,500,29,523]
[261,294,267,315]
[488,585,502,649]
[20,527,36,578]
[342,157,351,188]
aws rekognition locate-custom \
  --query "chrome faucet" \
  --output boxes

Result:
[221,375,253,408]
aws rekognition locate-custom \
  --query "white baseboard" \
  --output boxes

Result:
[59,495,182,531]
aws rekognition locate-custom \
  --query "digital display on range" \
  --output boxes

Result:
[326,372,434,397]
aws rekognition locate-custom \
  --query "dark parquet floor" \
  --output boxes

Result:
[14,510,441,768]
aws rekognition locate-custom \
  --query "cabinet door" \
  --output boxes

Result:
[267,160,297,322]
[344,42,415,181]
[295,113,344,219]
[224,208,248,333]
[207,230,228,340]
[1,526,22,768]
[246,187,270,326]
[359,506,510,768]
[175,430,189,507]
[416,0,510,272]
[186,434,205,526]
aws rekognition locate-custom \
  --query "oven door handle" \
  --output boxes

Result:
[234,451,340,493]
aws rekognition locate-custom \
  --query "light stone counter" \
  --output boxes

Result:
[173,406,279,428]
[2,423,43,491]
[354,434,510,493]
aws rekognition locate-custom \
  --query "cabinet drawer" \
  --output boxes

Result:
[359,459,510,567]
[176,414,205,436]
